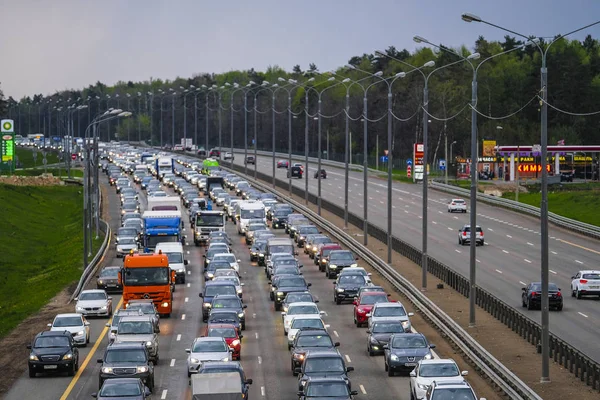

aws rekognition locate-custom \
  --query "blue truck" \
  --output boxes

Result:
[155,156,175,179]
[142,210,183,252]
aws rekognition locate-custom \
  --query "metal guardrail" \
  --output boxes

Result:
[70,219,111,302]
[222,162,600,394]
[222,164,543,400]
[430,181,600,240]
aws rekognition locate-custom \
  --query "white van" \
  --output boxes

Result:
[155,242,187,284]
[236,200,266,235]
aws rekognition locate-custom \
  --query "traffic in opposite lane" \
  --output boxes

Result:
[9,145,491,400]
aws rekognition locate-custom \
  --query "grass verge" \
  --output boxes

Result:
[15,147,60,169]
[13,168,84,177]
[0,184,87,338]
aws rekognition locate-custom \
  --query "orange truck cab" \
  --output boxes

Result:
[119,252,176,317]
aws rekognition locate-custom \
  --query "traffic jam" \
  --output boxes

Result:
[26,145,488,400]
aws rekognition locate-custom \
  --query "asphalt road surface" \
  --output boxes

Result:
[229,153,600,363]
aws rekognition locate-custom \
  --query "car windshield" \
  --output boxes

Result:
[100,268,119,278]
[105,349,147,363]
[339,275,366,285]
[196,214,224,226]
[306,382,349,397]
[214,254,236,263]
[207,327,237,338]
[269,245,294,255]
[360,294,389,305]
[123,267,170,286]
[372,322,404,334]
[288,305,318,315]
[119,238,136,245]
[291,319,324,329]
[583,273,600,279]
[248,224,266,231]
[419,363,460,378]
[53,316,82,327]
[215,277,240,285]
[127,304,155,314]
[274,259,297,266]
[165,252,183,263]
[214,270,237,277]
[118,229,137,237]
[431,388,476,400]
[374,306,406,317]
[241,209,265,219]
[193,340,228,352]
[299,227,319,234]
[208,312,238,323]
[34,336,70,348]
[296,335,332,347]
[392,335,427,348]
[304,357,344,373]
[213,299,241,308]
[275,267,299,275]
[99,382,142,396]
[278,277,306,287]
[286,294,312,303]
[530,283,559,291]
[205,285,237,297]
[118,321,153,334]
[79,292,106,301]
[274,210,290,217]
[330,252,354,262]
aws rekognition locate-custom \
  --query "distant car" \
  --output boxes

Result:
[244,155,255,165]
[384,333,435,376]
[277,159,289,168]
[195,361,253,398]
[281,291,318,313]
[298,376,358,399]
[203,323,243,360]
[367,302,413,332]
[223,152,234,161]
[353,291,390,327]
[186,337,232,377]
[209,148,221,157]
[98,342,155,391]
[334,274,369,305]
[75,289,113,317]
[409,359,468,400]
[570,270,600,298]
[116,237,139,257]
[457,225,484,246]
[93,378,151,400]
[366,321,405,356]
[124,300,160,333]
[314,169,327,179]
[447,198,467,213]
[296,351,354,391]
[560,170,574,182]
[521,282,563,310]
[287,166,303,178]
[48,313,90,346]
[113,315,159,363]
[173,144,184,151]
[286,315,328,349]
[423,380,480,400]
[96,266,122,292]
[27,330,79,377]
[210,294,248,330]
[282,302,324,335]
[290,329,339,373]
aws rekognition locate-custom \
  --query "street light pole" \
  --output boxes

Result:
[171,91,176,148]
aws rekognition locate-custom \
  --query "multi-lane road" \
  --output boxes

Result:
[5,167,458,400]
[229,153,600,362]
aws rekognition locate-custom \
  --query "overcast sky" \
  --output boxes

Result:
[2,0,600,100]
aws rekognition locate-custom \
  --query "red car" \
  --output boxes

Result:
[277,160,289,168]
[316,244,343,271]
[353,292,390,327]
[203,323,243,360]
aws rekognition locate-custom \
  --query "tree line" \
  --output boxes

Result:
[3,34,600,164]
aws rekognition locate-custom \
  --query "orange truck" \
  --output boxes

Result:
[119,252,176,317]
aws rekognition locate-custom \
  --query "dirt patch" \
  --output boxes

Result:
[278,186,599,400]
[0,174,65,186]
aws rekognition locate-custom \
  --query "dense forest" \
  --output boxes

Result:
[3,34,600,166]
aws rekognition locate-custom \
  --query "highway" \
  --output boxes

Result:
[5,166,445,400]
[229,153,600,362]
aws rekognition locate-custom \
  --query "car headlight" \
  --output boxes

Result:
[207,273,214,278]
[329,265,337,269]
[29,354,38,361]
[417,383,429,390]
[76,306,84,311]
[102,367,113,373]
[137,366,149,373]
[390,354,399,361]
[203,302,211,308]
[402,321,410,328]
[222,357,229,362]
[76,330,85,336]
[424,353,433,360]
[251,252,257,256]
[146,341,153,347]
[238,312,244,318]
[259,253,264,257]
[230,339,240,347]
[62,353,73,360]
[299,236,305,241]
[162,302,169,308]
[337,288,345,292]
[312,246,317,251]
[277,291,284,296]
[98,280,103,284]
[283,306,288,312]
[293,353,305,360]
[350,263,358,268]
[100,306,108,310]
[206,260,211,264]
[301,380,307,386]
[237,288,243,293]
[178,268,185,273]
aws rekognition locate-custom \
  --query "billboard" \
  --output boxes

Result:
[413,143,424,182]
[482,140,497,158]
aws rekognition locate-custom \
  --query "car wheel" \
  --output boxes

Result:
[556,304,563,311]
[98,378,104,389]
[388,366,394,377]
[68,363,76,376]
[410,389,416,400]
[571,286,576,297]
[187,371,192,378]
[384,361,388,372]
[147,377,155,393]
[368,346,374,356]
[274,303,281,311]
[29,368,36,378]
[526,299,533,310]
[576,289,582,299]
[335,297,341,305]
[292,361,298,376]
[522,297,527,307]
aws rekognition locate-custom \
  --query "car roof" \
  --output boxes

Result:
[578,270,600,274]
[36,330,72,338]
[360,291,388,297]
[205,280,237,287]
[418,359,458,366]
[127,299,154,304]
[194,336,226,342]
[119,315,153,322]
[433,380,473,389]
[107,342,147,350]
[297,329,329,336]
[80,289,106,294]
[206,323,238,329]
[212,294,241,300]
[199,361,243,370]
[289,302,318,307]
[373,302,402,308]
[305,376,348,384]
[54,313,83,318]
[305,349,343,358]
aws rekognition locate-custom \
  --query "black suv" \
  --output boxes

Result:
[296,350,353,391]
[287,165,303,178]
[244,155,256,165]
[290,329,340,373]
[270,275,312,311]
[210,295,248,330]
[28,330,79,377]
[97,343,155,392]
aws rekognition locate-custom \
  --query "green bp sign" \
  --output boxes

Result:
[1,119,15,172]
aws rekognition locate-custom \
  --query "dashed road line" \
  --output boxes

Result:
[261,386,266,396]
[170,358,176,367]
[176,334,181,341]
[575,260,583,264]
[455,249,461,253]
[519,281,527,286]
[550,270,557,275]
[345,354,351,362]
[488,228,494,232]
[255,332,259,339]
[360,385,367,395]
[432,221,437,225]
[506,235,512,238]
[527,242,534,246]
[187,283,191,288]
[161,390,168,400]
[551,251,557,255]
[502,250,509,254]
[447,227,453,230]
[184,297,189,303]
[495,269,503,274]
[333,330,339,337]
[187,270,191,275]
[181,314,186,320]
[578,312,589,318]
[258,356,262,364]
[524,259,532,264]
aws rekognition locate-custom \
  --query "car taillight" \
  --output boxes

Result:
[580,279,588,284]
[531,291,537,296]
[556,291,562,297]
[462,232,467,236]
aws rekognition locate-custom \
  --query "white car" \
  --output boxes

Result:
[286,315,329,349]
[281,302,324,335]
[213,275,245,298]
[447,198,467,213]
[367,302,414,332]
[571,270,600,298]
[48,313,90,346]
[409,359,468,400]
[223,152,234,160]
[75,289,113,317]
[212,253,241,273]
[186,337,232,377]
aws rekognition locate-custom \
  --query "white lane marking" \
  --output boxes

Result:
[524,259,532,264]
[432,221,437,225]
[578,312,589,318]
[495,269,503,274]
[392,205,396,209]
[447,227,453,231]
[176,334,181,341]
[255,332,259,339]
[476,259,480,263]
[185,297,189,303]
[506,235,512,238]
[575,260,583,264]
[161,390,168,399]
[181,314,186,320]
[519,281,527,286]
[369,197,373,200]
[253,313,257,319]
[187,270,191,275]
[170,358,176,367]
[345,354,351,362]
[488,228,494,232]
[261,386,266,396]
[551,251,557,255]
[333,330,339,337]
[550,270,557,275]
[527,242,534,246]
[258,356,262,364]
[380,201,384,204]
[187,283,191,287]
[502,250,509,254]
[453,216,458,219]
[360,385,367,395]
[438,211,443,214]
[455,249,461,253]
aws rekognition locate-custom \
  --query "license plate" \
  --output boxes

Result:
[405,363,417,367]
[588,286,599,289]
[44,365,58,370]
